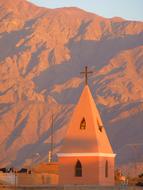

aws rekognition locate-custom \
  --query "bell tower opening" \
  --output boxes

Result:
[80,118,86,130]
[97,119,103,132]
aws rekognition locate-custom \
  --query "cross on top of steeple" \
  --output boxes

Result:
[80,66,93,85]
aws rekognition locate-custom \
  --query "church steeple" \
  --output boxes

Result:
[58,67,115,186]
[59,85,113,154]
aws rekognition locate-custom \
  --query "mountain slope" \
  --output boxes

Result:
[0,0,143,169]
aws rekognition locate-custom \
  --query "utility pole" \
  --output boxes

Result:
[48,113,54,163]
[128,143,141,177]
[132,144,138,177]
[51,114,54,161]
[14,169,17,190]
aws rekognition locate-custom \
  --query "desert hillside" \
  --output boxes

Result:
[0,0,143,169]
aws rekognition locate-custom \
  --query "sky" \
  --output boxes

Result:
[29,0,143,21]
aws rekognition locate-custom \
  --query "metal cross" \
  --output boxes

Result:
[80,66,93,85]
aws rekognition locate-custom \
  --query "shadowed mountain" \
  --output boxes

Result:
[0,0,143,172]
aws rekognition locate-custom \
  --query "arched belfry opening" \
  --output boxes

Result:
[97,119,103,132]
[80,117,86,130]
[75,160,82,177]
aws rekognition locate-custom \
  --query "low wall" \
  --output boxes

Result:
[0,173,59,186]
[0,173,15,185]
[18,173,59,185]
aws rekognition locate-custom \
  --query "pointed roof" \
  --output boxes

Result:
[59,85,113,154]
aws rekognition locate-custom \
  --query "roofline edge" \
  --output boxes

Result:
[57,153,116,157]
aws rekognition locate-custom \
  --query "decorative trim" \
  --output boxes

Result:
[57,153,116,157]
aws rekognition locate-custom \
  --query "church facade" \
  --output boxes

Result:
[57,81,115,186]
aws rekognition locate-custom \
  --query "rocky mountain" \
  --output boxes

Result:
[0,0,143,171]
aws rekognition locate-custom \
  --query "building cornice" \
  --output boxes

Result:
[57,152,116,157]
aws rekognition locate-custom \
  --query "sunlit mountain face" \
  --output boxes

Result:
[0,0,143,170]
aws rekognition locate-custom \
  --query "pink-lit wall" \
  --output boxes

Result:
[98,157,115,186]
[58,156,115,186]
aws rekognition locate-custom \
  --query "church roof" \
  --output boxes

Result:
[59,85,113,154]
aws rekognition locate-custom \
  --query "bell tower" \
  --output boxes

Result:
[57,66,115,186]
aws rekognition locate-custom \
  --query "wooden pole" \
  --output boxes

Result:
[51,114,54,162]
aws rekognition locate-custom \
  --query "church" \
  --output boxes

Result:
[7,66,115,186]
[57,66,116,186]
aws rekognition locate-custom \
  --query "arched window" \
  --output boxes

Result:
[80,118,86,130]
[105,160,108,178]
[75,160,82,177]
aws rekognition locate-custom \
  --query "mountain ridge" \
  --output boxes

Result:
[0,0,143,171]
